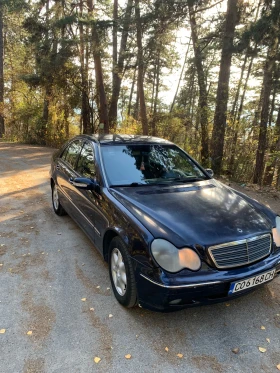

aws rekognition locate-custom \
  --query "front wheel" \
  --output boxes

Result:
[52,183,66,216]
[109,237,137,308]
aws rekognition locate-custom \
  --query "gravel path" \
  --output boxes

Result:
[0,142,280,373]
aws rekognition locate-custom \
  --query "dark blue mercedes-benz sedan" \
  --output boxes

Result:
[50,134,280,311]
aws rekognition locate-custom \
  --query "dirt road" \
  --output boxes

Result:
[0,142,280,373]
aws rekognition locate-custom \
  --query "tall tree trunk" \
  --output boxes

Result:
[211,0,238,175]
[87,0,109,134]
[188,1,209,165]
[92,26,109,134]
[110,0,118,129]
[230,54,248,120]
[228,40,259,171]
[170,37,191,114]
[128,65,136,117]
[79,1,91,134]
[41,87,50,144]
[228,53,248,171]
[108,0,133,129]
[151,51,160,136]
[263,106,280,186]
[253,37,279,184]
[268,82,277,127]
[150,66,156,113]
[135,0,148,135]
[0,3,4,138]
[231,0,261,123]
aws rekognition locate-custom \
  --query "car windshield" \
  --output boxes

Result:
[100,144,207,187]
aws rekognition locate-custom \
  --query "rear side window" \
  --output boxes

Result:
[61,140,83,169]
[76,142,96,179]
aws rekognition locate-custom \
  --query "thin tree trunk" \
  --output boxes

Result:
[151,52,160,136]
[86,0,109,133]
[128,65,136,117]
[253,37,279,184]
[109,0,118,129]
[108,0,133,128]
[228,52,249,171]
[231,0,261,123]
[41,87,50,143]
[188,1,209,165]
[79,1,91,134]
[268,83,277,127]
[92,26,109,134]
[170,37,191,114]
[133,89,139,120]
[0,3,4,138]
[151,66,156,113]
[231,55,248,119]
[211,0,238,175]
[135,0,148,135]
[263,106,280,186]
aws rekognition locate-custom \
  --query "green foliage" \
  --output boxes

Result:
[2,0,280,187]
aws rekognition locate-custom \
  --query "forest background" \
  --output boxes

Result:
[0,0,280,186]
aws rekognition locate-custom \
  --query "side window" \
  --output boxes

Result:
[62,140,83,169]
[76,142,96,179]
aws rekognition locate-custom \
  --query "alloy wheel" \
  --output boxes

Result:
[111,248,127,296]
[53,185,59,210]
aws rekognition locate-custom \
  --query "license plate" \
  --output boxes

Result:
[228,269,275,295]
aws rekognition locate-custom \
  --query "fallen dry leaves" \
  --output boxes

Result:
[125,354,132,359]
[0,329,6,334]
[165,347,169,352]
[277,364,280,371]
[258,347,266,353]
[177,353,183,358]
[266,338,270,343]
[27,331,32,336]
[232,348,239,354]
[109,314,113,318]
[94,357,101,364]
[81,298,87,302]
[260,326,266,330]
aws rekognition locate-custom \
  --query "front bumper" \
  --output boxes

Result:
[132,255,280,312]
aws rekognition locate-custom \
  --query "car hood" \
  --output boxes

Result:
[109,179,273,247]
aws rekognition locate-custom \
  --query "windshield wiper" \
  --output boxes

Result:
[109,182,148,187]
[168,177,205,183]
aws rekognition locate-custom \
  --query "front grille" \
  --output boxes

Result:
[208,234,271,269]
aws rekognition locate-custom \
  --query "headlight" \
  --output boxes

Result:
[151,239,201,273]
[272,216,280,247]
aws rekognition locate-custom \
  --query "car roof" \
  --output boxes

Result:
[81,134,173,145]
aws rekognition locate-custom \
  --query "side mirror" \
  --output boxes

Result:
[72,177,99,191]
[205,168,214,178]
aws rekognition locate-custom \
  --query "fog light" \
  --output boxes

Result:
[169,299,182,305]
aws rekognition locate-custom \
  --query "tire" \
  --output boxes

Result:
[52,183,66,216]
[109,237,137,308]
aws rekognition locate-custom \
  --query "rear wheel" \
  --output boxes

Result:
[52,183,66,216]
[109,237,137,308]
